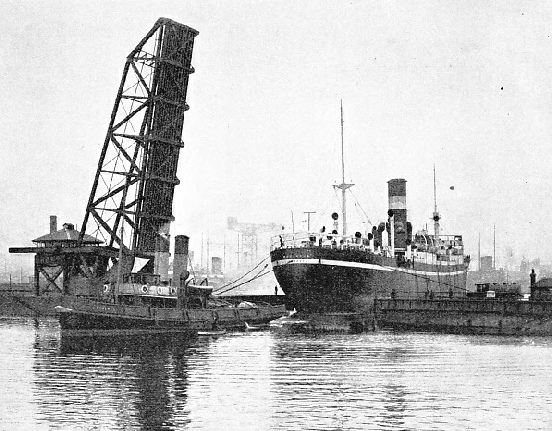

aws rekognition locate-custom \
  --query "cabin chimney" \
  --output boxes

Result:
[173,235,189,286]
[388,179,407,251]
[50,215,57,233]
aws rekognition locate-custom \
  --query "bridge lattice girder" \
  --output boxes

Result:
[80,18,198,260]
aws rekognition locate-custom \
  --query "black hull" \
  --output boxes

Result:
[57,297,286,336]
[58,311,195,336]
[271,247,468,313]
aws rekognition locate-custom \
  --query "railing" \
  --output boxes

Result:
[270,232,466,265]
[271,232,378,253]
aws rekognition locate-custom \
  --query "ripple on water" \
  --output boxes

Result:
[1,319,552,430]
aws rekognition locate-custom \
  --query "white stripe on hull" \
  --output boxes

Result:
[271,258,466,277]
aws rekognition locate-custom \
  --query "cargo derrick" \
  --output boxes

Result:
[10,18,198,295]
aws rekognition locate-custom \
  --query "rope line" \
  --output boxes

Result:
[214,266,272,295]
[212,257,270,293]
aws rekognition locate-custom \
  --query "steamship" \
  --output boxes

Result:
[270,107,469,313]
[270,178,470,312]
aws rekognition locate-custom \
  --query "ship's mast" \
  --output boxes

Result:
[493,224,496,270]
[333,100,354,236]
[432,165,440,238]
[478,232,481,271]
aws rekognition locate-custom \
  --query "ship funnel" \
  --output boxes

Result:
[388,179,407,251]
[173,235,189,287]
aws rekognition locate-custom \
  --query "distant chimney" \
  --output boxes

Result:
[50,216,57,233]
[212,257,222,274]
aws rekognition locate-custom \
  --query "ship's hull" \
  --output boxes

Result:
[56,297,286,336]
[271,247,468,313]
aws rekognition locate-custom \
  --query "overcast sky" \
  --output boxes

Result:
[1,0,551,274]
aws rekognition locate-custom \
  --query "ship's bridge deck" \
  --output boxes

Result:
[271,232,372,252]
[271,232,467,265]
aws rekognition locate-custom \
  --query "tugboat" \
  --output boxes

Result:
[270,106,470,314]
[55,268,285,336]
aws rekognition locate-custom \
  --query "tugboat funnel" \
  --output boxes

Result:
[173,235,190,286]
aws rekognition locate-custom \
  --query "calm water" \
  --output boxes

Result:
[1,318,552,430]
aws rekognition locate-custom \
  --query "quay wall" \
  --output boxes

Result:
[0,282,34,294]
[376,298,552,335]
[0,293,63,317]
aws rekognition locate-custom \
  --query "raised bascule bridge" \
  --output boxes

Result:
[10,18,199,296]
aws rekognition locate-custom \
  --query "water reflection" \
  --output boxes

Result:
[33,326,197,430]
[2,319,552,430]
[380,384,408,430]
[268,333,419,430]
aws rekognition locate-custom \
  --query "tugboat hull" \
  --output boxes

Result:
[56,297,286,336]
